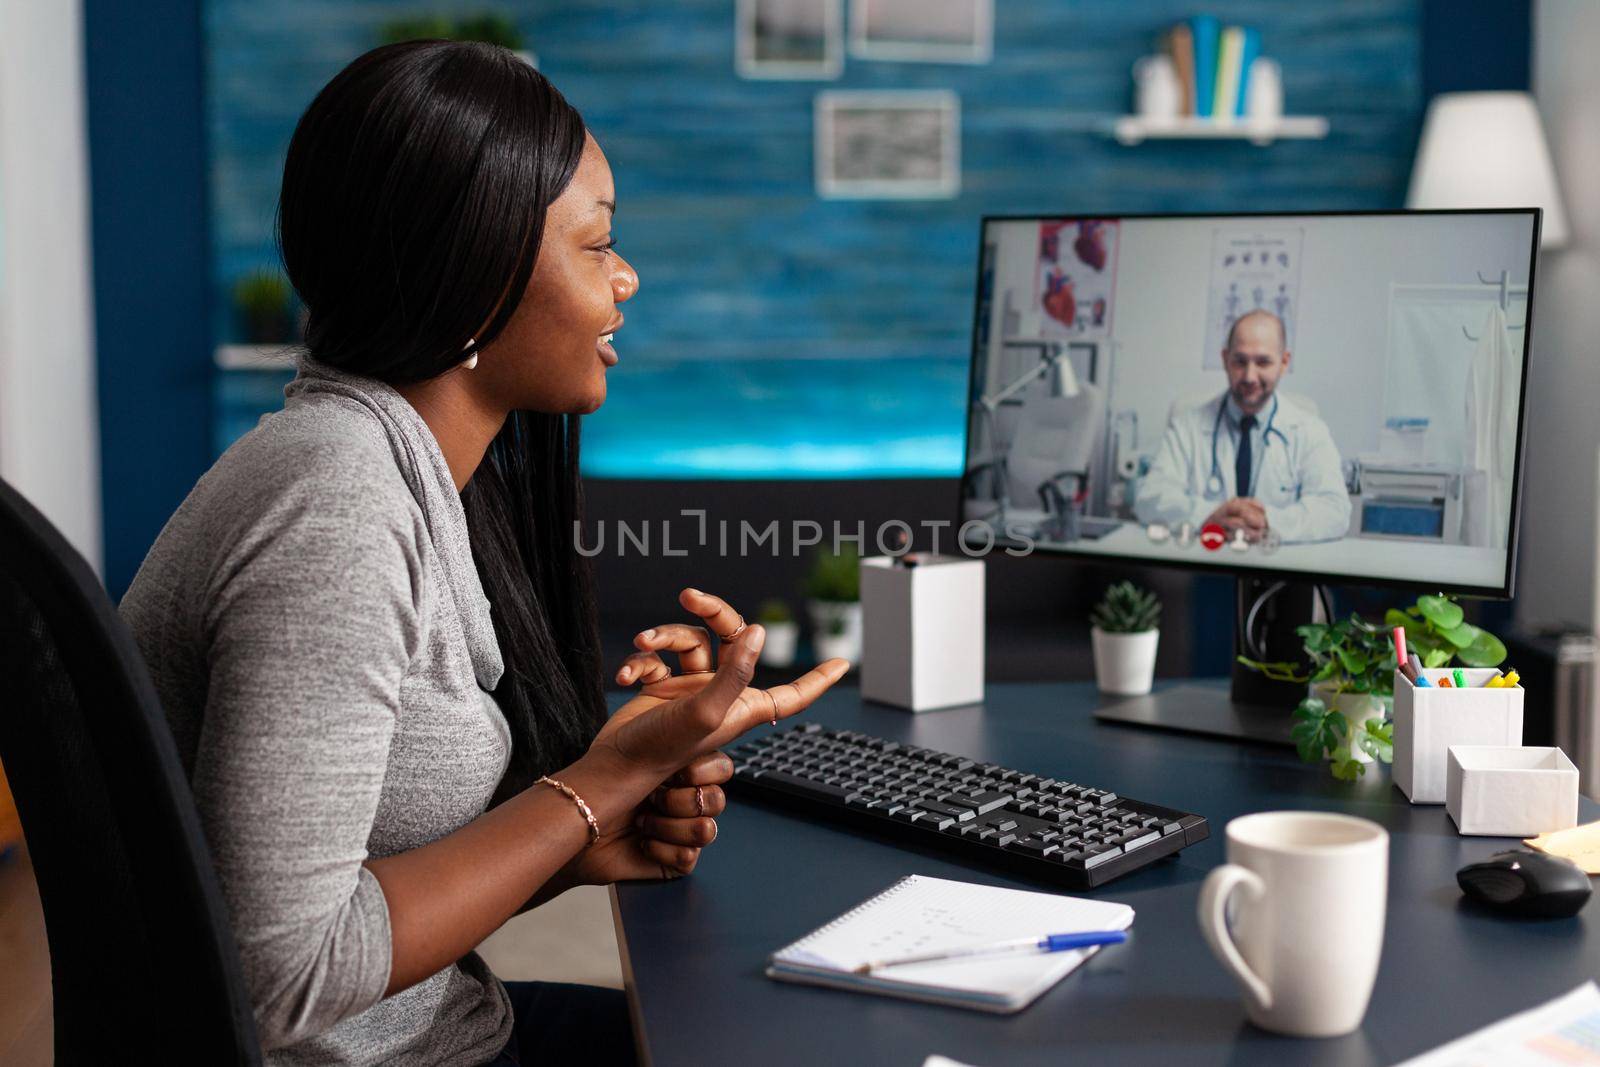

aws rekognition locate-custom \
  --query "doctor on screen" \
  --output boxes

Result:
[1134,310,1351,545]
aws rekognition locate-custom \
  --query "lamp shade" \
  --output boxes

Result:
[1407,91,1568,249]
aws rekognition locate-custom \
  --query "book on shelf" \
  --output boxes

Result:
[1213,25,1244,120]
[1165,16,1267,123]
[1188,14,1220,117]
[1165,23,1195,116]
[1234,26,1261,116]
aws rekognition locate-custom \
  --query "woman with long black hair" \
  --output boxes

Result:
[120,40,847,1066]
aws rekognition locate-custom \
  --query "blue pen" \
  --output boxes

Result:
[1414,673,1433,688]
[851,930,1128,974]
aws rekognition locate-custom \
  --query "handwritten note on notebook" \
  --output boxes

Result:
[767,874,1134,1013]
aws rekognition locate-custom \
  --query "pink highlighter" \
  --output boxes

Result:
[1393,626,1414,682]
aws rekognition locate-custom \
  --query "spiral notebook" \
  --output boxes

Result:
[766,874,1135,1013]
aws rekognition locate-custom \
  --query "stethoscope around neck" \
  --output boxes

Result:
[1206,397,1287,498]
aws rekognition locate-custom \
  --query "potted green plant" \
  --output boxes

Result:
[233,272,296,344]
[453,13,523,49]
[378,12,535,65]
[377,15,453,44]
[757,599,798,668]
[1089,581,1162,696]
[1240,594,1507,781]
[805,545,861,667]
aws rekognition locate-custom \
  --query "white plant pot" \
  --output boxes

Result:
[815,634,858,666]
[759,620,799,669]
[1091,627,1159,696]
[1310,683,1388,766]
[809,600,862,666]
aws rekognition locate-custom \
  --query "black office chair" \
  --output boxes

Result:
[0,478,261,1064]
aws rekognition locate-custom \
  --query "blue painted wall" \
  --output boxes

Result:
[206,0,1425,478]
[85,0,212,597]
[1422,0,1529,98]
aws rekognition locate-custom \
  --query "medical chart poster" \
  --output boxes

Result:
[1203,228,1303,368]
[1036,219,1119,341]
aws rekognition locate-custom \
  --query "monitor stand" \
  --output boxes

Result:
[1093,578,1321,747]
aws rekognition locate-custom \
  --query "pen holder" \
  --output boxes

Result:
[860,554,984,712]
[1393,669,1523,804]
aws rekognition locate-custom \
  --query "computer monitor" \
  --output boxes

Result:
[959,210,1541,739]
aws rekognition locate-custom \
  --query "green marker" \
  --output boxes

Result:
[1452,668,1466,689]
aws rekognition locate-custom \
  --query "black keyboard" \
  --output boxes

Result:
[728,724,1208,889]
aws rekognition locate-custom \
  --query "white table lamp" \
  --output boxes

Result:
[1406,91,1568,249]
[1048,349,1080,398]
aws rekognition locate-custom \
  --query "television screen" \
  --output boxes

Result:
[960,210,1539,596]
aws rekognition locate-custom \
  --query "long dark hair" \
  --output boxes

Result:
[278,40,607,788]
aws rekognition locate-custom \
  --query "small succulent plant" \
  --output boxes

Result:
[804,545,861,604]
[757,599,795,624]
[1090,581,1161,634]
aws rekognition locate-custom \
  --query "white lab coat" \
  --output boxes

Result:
[1133,392,1352,544]
[1463,305,1518,550]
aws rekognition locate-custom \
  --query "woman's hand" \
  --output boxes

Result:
[599,589,848,772]
[550,752,733,887]
[610,588,751,713]
[581,589,848,875]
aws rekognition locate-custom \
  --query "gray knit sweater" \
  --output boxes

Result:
[120,360,515,1065]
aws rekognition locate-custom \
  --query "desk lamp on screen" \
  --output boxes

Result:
[959,210,1541,741]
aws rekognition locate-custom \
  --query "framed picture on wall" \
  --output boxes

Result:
[815,90,961,200]
[1202,227,1305,368]
[736,0,844,80]
[849,0,993,64]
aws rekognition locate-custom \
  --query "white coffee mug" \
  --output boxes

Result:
[1198,811,1388,1037]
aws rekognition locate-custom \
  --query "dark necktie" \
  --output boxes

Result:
[1236,414,1257,498]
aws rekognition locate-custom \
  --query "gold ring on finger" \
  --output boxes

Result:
[694,786,705,817]
[718,621,747,643]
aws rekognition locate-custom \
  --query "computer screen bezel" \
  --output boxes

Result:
[958,208,1543,600]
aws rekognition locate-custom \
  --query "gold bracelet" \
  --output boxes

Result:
[537,775,600,847]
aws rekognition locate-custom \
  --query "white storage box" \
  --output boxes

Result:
[859,554,984,712]
[1446,746,1579,837]
[1393,669,1523,804]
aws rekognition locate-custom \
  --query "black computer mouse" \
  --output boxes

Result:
[1456,849,1592,918]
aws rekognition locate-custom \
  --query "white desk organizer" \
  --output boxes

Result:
[1446,746,1579,837]
[859,554,984,712]
[1393,669,1523,804]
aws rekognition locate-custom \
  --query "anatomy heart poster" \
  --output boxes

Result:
[1036,219,1119,340]
[1203,227,1304,368]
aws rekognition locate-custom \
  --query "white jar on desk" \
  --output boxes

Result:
[859,554,985,712]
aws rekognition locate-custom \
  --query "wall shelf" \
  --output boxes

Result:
[215,343,298,371]
[1101,115,1329,146]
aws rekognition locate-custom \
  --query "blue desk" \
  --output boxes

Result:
[614,682,1599,1066]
